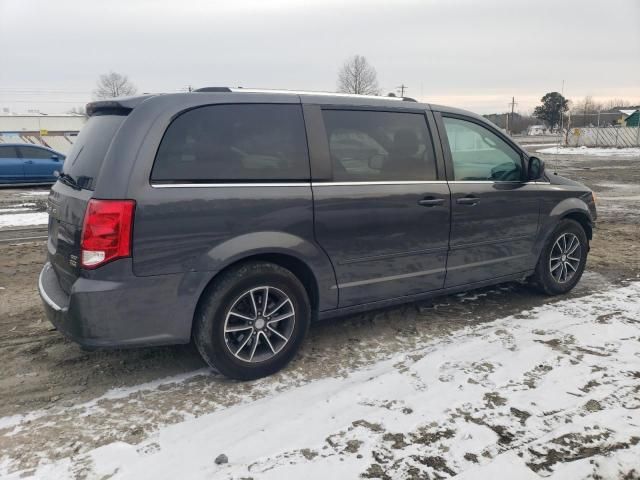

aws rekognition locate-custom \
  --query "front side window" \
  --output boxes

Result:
[322,110,437,182]
[18,146,53,160]
[442,117,523,181]
[152,104,310,182]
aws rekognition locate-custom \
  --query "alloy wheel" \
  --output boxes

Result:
[549,232,581,284]
[223,286,296,363]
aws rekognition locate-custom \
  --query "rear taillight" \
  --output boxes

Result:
[80,199,135,269]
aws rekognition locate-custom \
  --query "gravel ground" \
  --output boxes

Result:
[0,146,638,478]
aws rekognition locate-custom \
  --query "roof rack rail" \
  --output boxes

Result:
[193,87,233,92]
[192,86,418,102]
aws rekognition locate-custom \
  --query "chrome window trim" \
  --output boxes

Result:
[449,180,550,184]
[151,182,312,188]
[151,180,549,188]
[312,181,446,186]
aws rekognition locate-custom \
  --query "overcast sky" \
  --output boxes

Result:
[1,0,638,114]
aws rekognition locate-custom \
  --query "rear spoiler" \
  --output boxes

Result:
[86,94,155,117]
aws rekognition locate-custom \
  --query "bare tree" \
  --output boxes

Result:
[67,105,87,117]
[570,96,602,127]
[94,71,137,99]
[337,55,379,95]
[603,98,632,110]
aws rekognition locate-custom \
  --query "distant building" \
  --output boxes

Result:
[621,109,639,127]
[0,113,86,154]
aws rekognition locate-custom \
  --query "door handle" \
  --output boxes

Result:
[456,196,480,205]
[418,198,445,207]
[24,160,34,164]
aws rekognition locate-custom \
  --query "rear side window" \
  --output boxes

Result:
[152,104,310,182]
[0,146,18,159]
[321,110,436,182]
[63,114,126,190]
[17,146,54,159]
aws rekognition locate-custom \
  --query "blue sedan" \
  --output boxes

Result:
[0,143,66,185]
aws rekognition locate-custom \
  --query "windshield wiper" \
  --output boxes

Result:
[54,171,81,190]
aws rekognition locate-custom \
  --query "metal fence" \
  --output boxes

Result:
[567,127,640,147]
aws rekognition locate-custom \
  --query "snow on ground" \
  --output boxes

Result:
[4,282,639,479]
[520,143,559,148]
[537,146,640,157]
[16,191,50,197]
[0,212,48,228]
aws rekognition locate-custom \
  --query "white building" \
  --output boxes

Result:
[0,113,86,154]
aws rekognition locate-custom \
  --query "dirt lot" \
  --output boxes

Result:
[0,147,638,477]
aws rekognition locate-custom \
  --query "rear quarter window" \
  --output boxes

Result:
[151,104,310,182]
[62,114,126,190]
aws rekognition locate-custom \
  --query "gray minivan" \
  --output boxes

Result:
[39,88,596,379]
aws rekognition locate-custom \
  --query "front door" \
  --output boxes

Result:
[438,114,540,287]
[312,107,451,307]
[19,146,60,182]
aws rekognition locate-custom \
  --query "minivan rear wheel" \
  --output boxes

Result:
[531,219,588,295]
[193,261,310,380]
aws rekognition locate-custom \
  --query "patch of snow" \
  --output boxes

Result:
[0,369,211,432]
[16,191,50,197]
[598,195,640,201]
[0,212,48,228]
[0,207,34,213]
[7,282,640,479]
[520,143,559,148]
[538,146,640,157]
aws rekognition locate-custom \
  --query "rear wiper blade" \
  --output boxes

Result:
[54,171,81,190]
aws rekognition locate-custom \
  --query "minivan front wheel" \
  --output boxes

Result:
[532,219,588,295]
[193,262,310,380]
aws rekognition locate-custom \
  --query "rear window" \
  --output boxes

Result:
[151,104,310,182]
[62,114,125,190]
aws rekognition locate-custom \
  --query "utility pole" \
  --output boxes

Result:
[396,84,407,97]
[507,97,517,135]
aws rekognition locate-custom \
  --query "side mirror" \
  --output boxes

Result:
[51,154,60,161]
[528,156,545,181]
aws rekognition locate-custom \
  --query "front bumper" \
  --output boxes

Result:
[38,261,200,348]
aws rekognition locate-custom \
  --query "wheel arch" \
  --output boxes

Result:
[191,250,330,339]
[562,211,593,240]
[549,198,594,240]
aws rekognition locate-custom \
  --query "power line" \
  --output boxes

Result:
[0,99,90,104]
[396,84,408,97]
[0,88,92,94]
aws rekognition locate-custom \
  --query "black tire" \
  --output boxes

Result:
[531,219,588,295]
[193,261,310,380]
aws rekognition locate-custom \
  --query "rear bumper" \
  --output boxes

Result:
[38,262,201,348]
